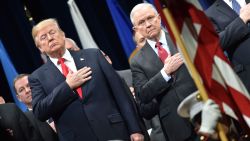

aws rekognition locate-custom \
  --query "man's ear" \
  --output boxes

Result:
[34,38,44,53]
[17,95,22,102]
[37,46,44,53]
[60,30,65,37]
[133,26,137,31]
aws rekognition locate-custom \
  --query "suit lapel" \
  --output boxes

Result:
[141,32,177,73]
[70,51,89,99]
[142,43,163,72]
[37,59,69,95]
[165,32,178,55]
[46,59,66,85]
[70,51,88,71]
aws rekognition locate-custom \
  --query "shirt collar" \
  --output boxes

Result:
[223,0,246,7]
[147,30,167,48]
[50,49,73,65]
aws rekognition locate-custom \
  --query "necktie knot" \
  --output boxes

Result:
[155,42,168,62]
[155,42,162,48]
[58,58,65,65]
[58,58,69,76]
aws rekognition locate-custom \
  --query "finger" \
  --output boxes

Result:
[81,67,92,74]
[77,66,88,72]
[82,71,92,79]
[77,67,91,76]
[176,59,184,65]
[164,54,172,63]
[173,52,181,57]
[68,69,74,74]
[82,76,92,82]
[174,54,183,60]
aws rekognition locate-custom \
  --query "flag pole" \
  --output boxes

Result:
[161,7,228,141]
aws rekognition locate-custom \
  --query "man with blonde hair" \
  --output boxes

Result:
[29,18,144,141]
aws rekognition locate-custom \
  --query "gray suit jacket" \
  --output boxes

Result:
[116,69,133,87]
[130,32,197,141]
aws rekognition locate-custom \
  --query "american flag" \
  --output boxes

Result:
[156,0,250,131]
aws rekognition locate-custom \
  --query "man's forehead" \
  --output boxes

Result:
[134,9,155,20]
[37,23,58,34]
[15,77,28,88]
[16,76,28,83]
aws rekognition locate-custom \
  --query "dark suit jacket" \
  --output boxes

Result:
[116,69,165,141]
[24,111,58,141]
[130,32,197,141]
[0,103,43,141]
[29,49,142,141]
[205,0,250,93]
[116,69,133,87]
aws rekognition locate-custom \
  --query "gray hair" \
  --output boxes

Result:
[65,38,77,47]
[130,3,158,25]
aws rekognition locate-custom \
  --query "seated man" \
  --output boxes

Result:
[14,74,58,141]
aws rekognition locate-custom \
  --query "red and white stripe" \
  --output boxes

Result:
[159,0,250,128]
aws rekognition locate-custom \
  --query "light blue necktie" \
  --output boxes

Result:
[232,0,241,15]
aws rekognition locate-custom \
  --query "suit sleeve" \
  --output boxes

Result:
[130,59,172,103]
[137,98,159,120]
[206,13,249,51]
[28,75,78,121]
[96,50,142,134]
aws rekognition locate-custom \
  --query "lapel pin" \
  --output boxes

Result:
[80,58,84,61]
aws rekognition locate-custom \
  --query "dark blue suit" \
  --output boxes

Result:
[205,0,250,93]
[29,49,142,141]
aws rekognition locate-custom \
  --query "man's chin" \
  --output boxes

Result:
[148,32,157,39]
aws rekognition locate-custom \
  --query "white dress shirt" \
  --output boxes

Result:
[223,0,246,8]
[50,49,78,73]
[147,30,172,82]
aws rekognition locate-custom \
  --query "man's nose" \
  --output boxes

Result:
[25,87,31,93]
[145,20,152,27]
[47,34,54,40]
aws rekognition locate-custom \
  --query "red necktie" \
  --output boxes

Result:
[58,58,83,99]
[155,42,168,62]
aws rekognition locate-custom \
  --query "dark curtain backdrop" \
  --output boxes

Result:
[0,0,43,102]
[24,0,142,70]
[0,0,141,102]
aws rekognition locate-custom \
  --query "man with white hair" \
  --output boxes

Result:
[130,3,198,141]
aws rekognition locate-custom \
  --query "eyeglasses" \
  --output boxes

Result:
[136,14,159,27]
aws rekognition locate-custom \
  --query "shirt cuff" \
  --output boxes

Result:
[161,69,171,82]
